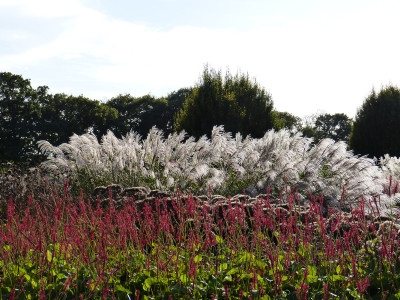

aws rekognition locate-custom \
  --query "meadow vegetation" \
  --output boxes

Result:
[1,127,400,299]
[37,126,398,214]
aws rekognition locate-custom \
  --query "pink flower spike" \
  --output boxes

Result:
[323,283,328,300]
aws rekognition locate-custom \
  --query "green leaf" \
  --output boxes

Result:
[219,263,228,272]
[115,284,132,294]
[215,235,224,244]
[253,259,267,268]
[194,255,202,263]
[330,274,345,282]
[31,279,38,289]
[143,277,155,291]
[336,265,341,274]
[226,268,240,276]
[268,269,275,276]
[239,273,253,280]
[180,274,189,284]
[239,252,254,263]
[307,265,318,283]
[46,250,52,262]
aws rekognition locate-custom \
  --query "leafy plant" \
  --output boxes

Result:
[1,186,400,299]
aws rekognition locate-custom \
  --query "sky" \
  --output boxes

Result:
[1,0,400,119]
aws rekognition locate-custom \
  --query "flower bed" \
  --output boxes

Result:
[1,184,400,299]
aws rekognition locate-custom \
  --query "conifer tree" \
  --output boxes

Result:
[174,67,274,138]
[350,86,400,158]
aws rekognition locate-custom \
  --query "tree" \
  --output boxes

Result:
[164,88,192,134]
[174,67,274,138]
[38,94,118,146]
[298,112,352,144]
[272,111,302,134]
[0,72,45,162]
[313,113,352,143]
[0,72,120,163]
[349,86,400,158]
[106,94,169,138]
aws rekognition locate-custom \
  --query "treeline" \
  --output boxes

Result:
[1,68,399,164]
[0,72,191,163]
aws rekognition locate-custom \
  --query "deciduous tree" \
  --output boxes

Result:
[106,94,169,138]
[0,72,44,162]
[314,113,352,143]
[272,111,302,134]
[38,93,118,146]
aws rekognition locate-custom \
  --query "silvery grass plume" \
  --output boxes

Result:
[38,126,393,212]
[377,154,400,189]
[235,130,385,211]
[375,154,400,214]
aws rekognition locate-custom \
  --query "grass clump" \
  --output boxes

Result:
[37,126,393,212]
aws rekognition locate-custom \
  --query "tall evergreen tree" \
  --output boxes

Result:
[174,67,274,138]
[350,86,400,158]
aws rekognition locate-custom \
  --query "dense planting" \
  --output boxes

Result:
[38,126,398,215]
[2,127,400,298]
[1,185,400,299]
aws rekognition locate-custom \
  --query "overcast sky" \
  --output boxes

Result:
[1,0,399,118]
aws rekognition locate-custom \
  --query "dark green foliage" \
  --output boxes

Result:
[314,113,352,143]
[174,67,274,138]
[272,111,302,133]
[301,113,352,144]
[349,86,400,158]
[1,70,361,165]
[106,94,169,138]
[106,89,192,138]
[165,88,192,134]
[0,72,45,163]
[0,72,118,163]
[38,93,118,146]
[301,125,316,140]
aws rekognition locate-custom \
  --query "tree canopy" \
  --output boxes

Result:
[38,93,118,146]
[272,111,302,134]
[106,94,169,138]
[299,113,352,144]
[0,72,118,163]
[0,72,45,162]
[314,113,352,143]
[164,88,192,134]
[174,67,274,138]
[349,86,400,158]
[1,70,366,165]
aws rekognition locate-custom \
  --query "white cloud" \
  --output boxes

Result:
[1,0,400,117]
[0,0,86,18]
